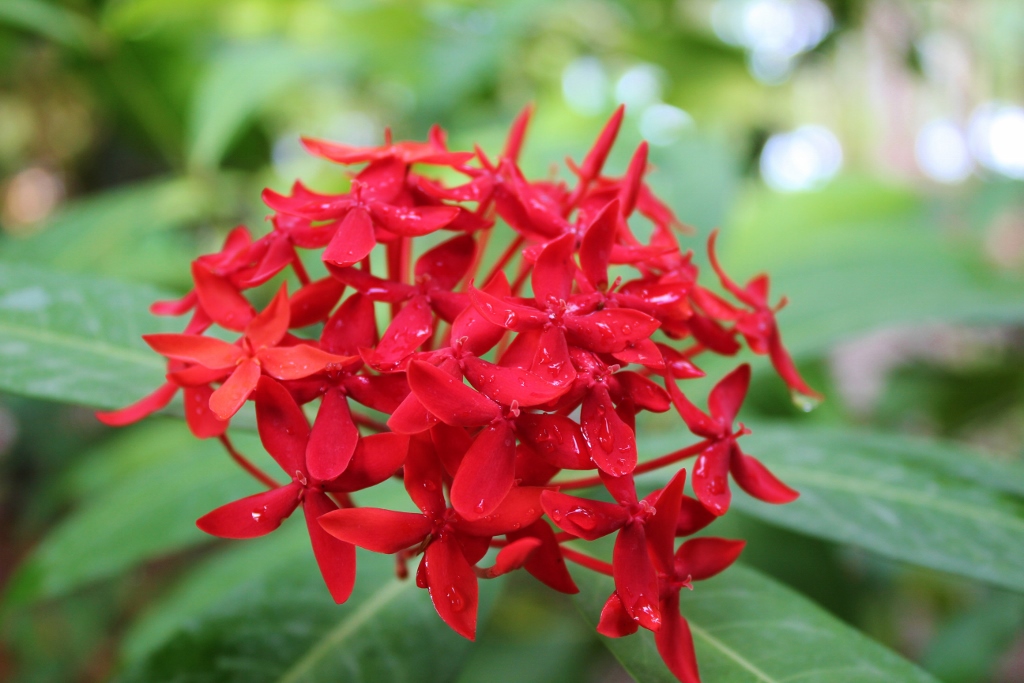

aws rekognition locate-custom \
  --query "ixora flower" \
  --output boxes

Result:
[100,104,818,683]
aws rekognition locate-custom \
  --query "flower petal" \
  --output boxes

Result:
[515,413,591,470]
[415,233,476,292]
[407,360,501,427]
[259,344,354,381]
[655,592,701,683]
[289,276,346,329]
[581,384,637,477]
[184,385,228,438]
[196,482,302,539]
[143,334,243,369]
[645,468,687,573]
[328,432,409,493]
[481,538,541,578]
[674,537,746,582]
[303,491,356,603]
[323,207,375,267]
[371,204,461,237]
[344,373,408,413]
[424,532,479,640]
[613,521,661,631]
[403,434,447,518]
[245,285,291,350]
[539,490,629,541]
[449,421,517,519]
[665,378,719,439]
[729,446,799,504]
[455,485,546,537]
[374,296,434,367]
[597,592,639,638]
[708,364,750,426]
[254,376,310,476]
[767,326,823,401]
[676,494,718,536]
[318,507,432,553]
[507,520,579,594]
[209,358,261,420]
[531,233,575,304]
[619,142,648,217]
[578,105,624,181]
[306,388,358,482]
[321,292,378,355]
[692,441,732,516]
[191,262,254,331]
[564,308,660,354]
[462,356,567,407]
[467,283,547,331]
[579,199,619,291]
[96,382,178,427]
[450,272,511,356]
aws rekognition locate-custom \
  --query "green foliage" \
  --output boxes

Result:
[574,565,939,682]
[0,264,173,410]
[116,549,499,683]
[638,425,1024,592]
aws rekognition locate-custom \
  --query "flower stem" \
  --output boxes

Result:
[218,434,280,489]
[555,439,712,490]
[560,547,613,576]
[352,412,389,433]
[482,234,524,285]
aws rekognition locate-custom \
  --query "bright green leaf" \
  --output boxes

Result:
[574,564,938,682]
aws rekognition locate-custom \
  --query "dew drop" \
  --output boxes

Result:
[474,499,486,513]
[251,508,265,522]
[423,480,437,492]
[505,311,519,327]
[791,390,821,413]
[567,506,597,530]
[447,587,466,612]
[295,470,308,486]
[707,476,727,495]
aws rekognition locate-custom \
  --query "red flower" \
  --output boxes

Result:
[102,107,817,683]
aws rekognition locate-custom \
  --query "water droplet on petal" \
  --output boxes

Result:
[567,506,597,530]
[447,587,466,611]
[251,507,265,522]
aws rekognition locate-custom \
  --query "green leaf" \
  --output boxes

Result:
[3,421,260,606]
[0,263,174,409]
[116,548,498,683]
[0,177,211,283]
[188,43,345,170]
[637,424,1024,592]
[574,564,938,683]
[0,0,101,52]
[721,179,1024,356]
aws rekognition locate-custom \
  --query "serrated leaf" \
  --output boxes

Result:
[3,421,262,606]
[636,425,1024,593]
[0,263,174,409]
[574,564,938,683]
[116,549,498,683]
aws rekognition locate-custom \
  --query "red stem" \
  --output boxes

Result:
[291,252,311,286]
[560,547,613,576]
[482,234,524,285]
[352,412,389,433]
[218,434,280,489]
[556,438,712,490]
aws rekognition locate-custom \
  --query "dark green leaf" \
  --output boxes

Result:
[636,425,1024,592]
[3,421,261,606]
[574,564,938,682]
[116,549,498,683]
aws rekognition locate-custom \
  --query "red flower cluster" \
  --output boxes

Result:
[98,105,818,683]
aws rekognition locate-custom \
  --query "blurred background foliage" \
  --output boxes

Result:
[0,0,1023,681]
